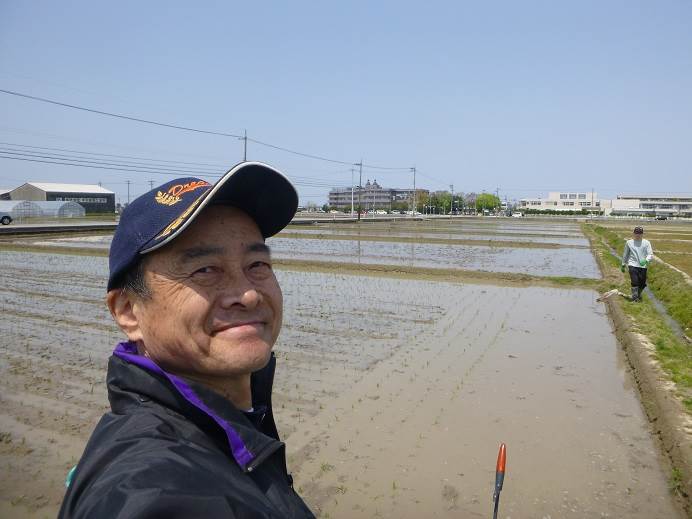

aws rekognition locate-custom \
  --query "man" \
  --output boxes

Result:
[59,162,315,518]
[620,226,654,302]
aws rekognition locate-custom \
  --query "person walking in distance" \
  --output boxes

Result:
[620,226,654,302]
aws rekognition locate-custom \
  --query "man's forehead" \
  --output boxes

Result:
[176,242,270,260]
[142,205,268,263]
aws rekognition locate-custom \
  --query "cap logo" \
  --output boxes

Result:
[155,180,211,206]
[154,194,206,240]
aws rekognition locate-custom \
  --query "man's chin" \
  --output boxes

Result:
[210,340,273,371]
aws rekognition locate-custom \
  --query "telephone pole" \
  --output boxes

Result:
[350,168,355,216]
[356,160,363,221]
[239,129,247,161]
[149,179,154,191]
[411,167,417,216]
[126,180,131,204]
[450,184,454,215]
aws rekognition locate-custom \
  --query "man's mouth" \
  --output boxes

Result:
[212,320,265,335]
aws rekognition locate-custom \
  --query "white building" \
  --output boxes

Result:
[520,192,601,212]
[9,182,115,214]
[604,194,692,217]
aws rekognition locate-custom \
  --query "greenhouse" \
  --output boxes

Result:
[0,200,85,219]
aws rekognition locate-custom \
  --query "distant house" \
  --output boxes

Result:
[9,182,115,214]
[0,189,11,201]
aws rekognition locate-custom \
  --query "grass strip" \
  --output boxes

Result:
[584,224,692,409]
[587,224,692,336]
[657,253,692,279]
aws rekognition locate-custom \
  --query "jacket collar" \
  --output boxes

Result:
[109,341,281,472]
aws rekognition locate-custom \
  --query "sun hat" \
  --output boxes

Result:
[107,161,297,290]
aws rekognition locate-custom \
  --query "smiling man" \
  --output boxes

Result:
[59,162,315,518]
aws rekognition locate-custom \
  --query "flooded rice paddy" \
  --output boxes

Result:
[0,217,684,518]
[268,237,600,278]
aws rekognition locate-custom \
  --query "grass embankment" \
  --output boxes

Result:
[657,253,692,278]
[590,225,691,336]
[584,224,692,410]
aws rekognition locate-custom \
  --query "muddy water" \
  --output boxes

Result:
[268,237,601,278]
[0,245,681,518]
[286,282,681,518]
[280,229,590,247]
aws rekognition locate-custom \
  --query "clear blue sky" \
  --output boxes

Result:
[1,1,690,205]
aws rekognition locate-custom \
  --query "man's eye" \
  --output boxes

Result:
[249,261,271,271]
[192,266,217,275]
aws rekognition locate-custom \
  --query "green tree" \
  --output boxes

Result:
[475,193,501,212]
[416,192,429,212]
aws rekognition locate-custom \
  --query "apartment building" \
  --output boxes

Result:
[520,192,600,211]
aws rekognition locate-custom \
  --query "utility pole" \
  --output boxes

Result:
[126,180,131,205]
[350,168,355,216]
[372,179,376,219]
[591,187,594,219]
[239,129,247,161]
[149,179,154,191]
[356,160,363,221]
[411,167,416,216]
[450,184,454,216]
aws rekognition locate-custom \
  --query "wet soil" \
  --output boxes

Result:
[286,285,682,518]
[0,219,685,518]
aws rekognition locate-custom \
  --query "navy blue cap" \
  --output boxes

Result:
[108,161,297,291]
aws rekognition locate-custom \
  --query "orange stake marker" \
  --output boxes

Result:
[492,443,506,519]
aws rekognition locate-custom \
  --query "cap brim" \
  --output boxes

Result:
[142,161,297,254]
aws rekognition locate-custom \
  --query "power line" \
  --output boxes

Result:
[0,141,229,169]
[0,148,223,176]
[0,152,356,190]
[0,88,243,138]
[1,141,360,182]
[0,153,217,177]
[0,88,414,172]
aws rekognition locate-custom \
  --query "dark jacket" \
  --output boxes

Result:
[59,342,314,519]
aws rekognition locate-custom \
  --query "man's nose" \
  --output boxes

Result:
[217,274,262,309]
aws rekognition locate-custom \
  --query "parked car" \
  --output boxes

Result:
[511,212,523,218]
[0,212,12,225]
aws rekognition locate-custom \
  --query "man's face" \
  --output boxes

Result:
[633,232,643,240]
[129,205,282,379]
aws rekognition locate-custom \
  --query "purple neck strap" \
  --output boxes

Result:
[113,341,255,468]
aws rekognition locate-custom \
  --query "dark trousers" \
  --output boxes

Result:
[628,266,648,290]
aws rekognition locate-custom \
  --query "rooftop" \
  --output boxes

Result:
[24,182,114,194]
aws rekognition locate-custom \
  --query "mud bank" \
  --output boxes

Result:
[585,231,692,515]
[606,299,692,513]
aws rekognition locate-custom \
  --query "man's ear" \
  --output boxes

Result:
[106,289,144,342]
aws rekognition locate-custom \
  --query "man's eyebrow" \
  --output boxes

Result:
[247,242,271,255]
[178,246,225,261]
